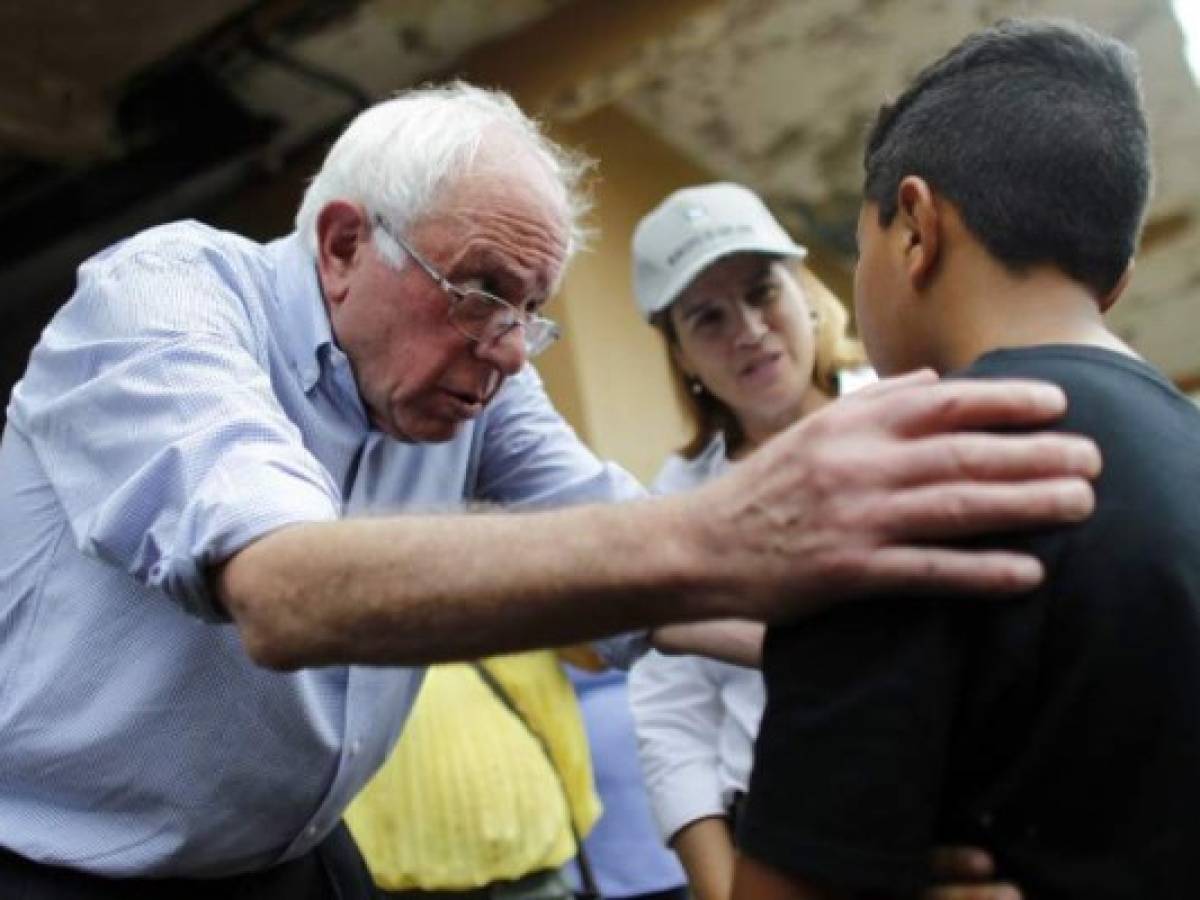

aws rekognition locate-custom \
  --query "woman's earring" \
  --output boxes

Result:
[690,379,704,396]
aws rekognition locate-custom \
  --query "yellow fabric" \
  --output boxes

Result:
[345,650,601,891]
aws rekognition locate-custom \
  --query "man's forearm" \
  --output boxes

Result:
[217,494,724,669]
[216,375,1104,670]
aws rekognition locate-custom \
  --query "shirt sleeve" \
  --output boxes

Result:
[472,365,650,668]
[9,237,342,621]
[736,597,960,896]
[629,650,729,842]
[474,366,646,508]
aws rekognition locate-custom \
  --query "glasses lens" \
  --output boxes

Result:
[524,319,561,357]
[449,290,507,336]
[448,290,560,357]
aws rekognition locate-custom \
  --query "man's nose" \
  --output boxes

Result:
[474,323,527,376]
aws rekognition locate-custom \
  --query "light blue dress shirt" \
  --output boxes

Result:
[0,221,645,878]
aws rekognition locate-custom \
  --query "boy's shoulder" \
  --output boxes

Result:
[960,344,1199,437]
[961,343,1172,390]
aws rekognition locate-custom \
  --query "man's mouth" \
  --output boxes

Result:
[441,387,488,418]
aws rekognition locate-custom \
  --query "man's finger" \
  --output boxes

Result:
[923,886,1022,900]
[851,547,1047,597]
[845,368,938,399]
[873,379,1070,436]
[872,432,1101,487]
[866,478,1094,543]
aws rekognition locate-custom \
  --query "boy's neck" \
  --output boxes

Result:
[930,263,1139,374]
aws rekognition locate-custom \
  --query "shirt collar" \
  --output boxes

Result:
[267,232,337,392]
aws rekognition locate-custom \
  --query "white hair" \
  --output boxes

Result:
[295,81,592,261]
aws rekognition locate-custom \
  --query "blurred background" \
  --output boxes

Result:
[3,0,1198,481]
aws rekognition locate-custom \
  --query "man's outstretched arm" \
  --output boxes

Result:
[215,372,1099,670]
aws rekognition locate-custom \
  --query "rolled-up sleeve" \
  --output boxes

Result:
[11,243,341,621]
[629,650,728,841]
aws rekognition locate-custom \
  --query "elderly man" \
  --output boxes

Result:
[0,82,1096,897]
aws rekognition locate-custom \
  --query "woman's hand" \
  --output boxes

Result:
[650,619,764,667]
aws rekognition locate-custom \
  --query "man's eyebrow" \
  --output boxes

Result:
[445,246,493,275]
[451,248,554,304]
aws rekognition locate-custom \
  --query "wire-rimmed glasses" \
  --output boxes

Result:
[372,215,561,358]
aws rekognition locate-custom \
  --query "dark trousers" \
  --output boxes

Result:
[0,822,377,900]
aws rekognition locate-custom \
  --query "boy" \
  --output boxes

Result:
[734,18,1200,900]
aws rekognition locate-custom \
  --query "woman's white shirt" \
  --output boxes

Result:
[629,433,766,843]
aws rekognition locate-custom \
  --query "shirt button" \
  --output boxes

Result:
[350,739,362,756]
[306,824,319,839]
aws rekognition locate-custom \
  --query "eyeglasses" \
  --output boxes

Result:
[372,215,561,358]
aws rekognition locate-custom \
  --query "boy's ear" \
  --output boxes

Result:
[896,176,941,290]
[1099,259,1134,312]
[315,201,371,308]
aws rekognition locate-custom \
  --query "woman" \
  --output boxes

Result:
[627,182,1014,900]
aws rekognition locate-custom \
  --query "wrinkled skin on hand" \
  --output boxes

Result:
[685,370,1100,622]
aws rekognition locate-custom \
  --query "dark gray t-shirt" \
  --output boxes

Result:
[740,345,1200,898]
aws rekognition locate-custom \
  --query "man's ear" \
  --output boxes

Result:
[896,176,941,290]
[1099,258,1134,312]
[315,201,371,308]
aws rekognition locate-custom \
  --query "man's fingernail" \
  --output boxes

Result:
[1021,382,1066,410]
[1063,482,1095,520]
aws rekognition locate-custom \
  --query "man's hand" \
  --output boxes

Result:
[924,846,1021,900]
[684,371,1100,622]
[217,371,1099,670]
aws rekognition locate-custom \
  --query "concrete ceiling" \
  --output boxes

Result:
[610,0,1200,383]
[3,0,1199,389]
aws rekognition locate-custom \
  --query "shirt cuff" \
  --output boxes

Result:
[647,760,727,843]
[592,629,651,670]
[149,461,341,622]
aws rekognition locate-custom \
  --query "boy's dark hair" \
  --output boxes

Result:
[863,18,1151,298]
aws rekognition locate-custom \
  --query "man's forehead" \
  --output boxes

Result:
[412,209,565,307]
[431,166,568,236]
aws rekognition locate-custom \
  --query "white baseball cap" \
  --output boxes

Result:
[631,182,807,320]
